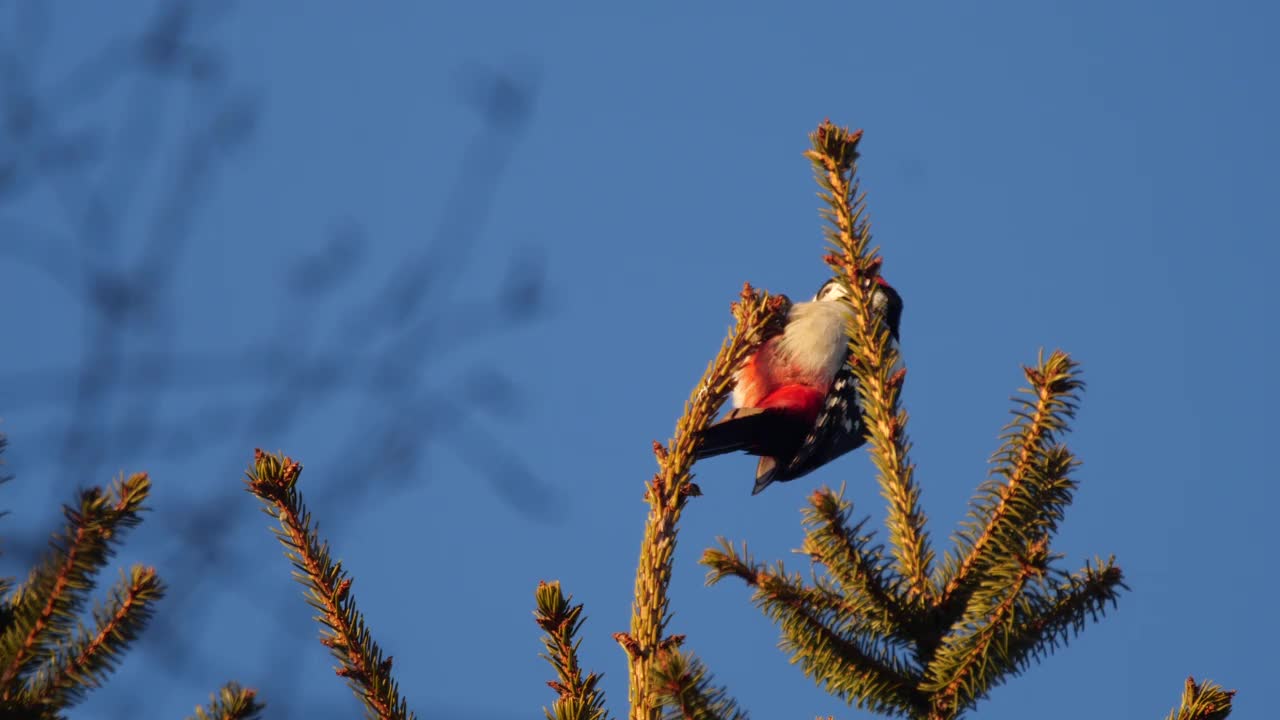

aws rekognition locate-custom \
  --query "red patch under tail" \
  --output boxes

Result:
[757,384,824,426]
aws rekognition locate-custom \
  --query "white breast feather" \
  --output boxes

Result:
[774,299,851,387]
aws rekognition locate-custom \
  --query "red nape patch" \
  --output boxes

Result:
[758,384,824,425]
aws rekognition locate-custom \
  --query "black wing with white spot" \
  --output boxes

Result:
[780,360,868,480]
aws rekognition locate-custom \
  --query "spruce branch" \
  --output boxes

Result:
[1165,677,1235,720]
[650,649,747,720]
[704,539,874,639]
[186,682,266,720]
[702,540,924,718]
[806,121,933,604]
[1002,556,1125,671]
[937,350,1084,616]
[25,566,165,708]
[245,450,413,720]
[923,550,1124,720]
[535,580,610,720]
[923,537,1052,718]
[799,487,914,643]
[0,472,150,697]
[625,284,788,720]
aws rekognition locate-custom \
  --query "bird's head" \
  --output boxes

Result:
[813,276,903,342]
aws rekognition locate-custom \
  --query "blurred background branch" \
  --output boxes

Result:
[1,2,549,717]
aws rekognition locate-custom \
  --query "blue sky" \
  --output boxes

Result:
[1,2,1277,718]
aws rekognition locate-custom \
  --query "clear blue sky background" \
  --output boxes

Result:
[2,2,1277,718]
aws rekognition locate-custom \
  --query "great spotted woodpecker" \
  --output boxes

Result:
[694,277,903,494]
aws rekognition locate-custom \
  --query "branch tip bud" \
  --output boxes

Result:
[613,631,641,658]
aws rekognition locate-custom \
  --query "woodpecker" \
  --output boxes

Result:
[694,276,903,494]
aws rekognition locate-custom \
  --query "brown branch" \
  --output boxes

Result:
[535,580,608,720]
[277,513,387,713]
[937,351,1082,614]
[188,681,266,720]
[625,284,787,720]
[929,538,1048,720]
[938,395,1051,608]
[0,477,146,694]
[648,648,746,720]
[42,567,162,698]
[803,487,914,635]
[1165,677,1235,720]
[246,450,412,720]
[788,604,923,717]
[0,523,89,692]
[808,121,933,604]
[1017,559,1125,651]
[703,542,923,716]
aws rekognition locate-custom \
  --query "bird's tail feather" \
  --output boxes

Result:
[751,457,778,495]
[694,408,794,459]
[694,408,766,458]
